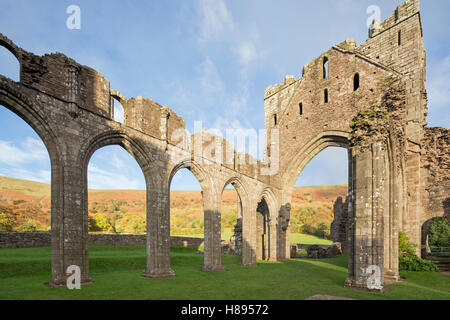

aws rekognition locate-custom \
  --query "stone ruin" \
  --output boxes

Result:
[331,196,349,254]
[0,0,448,290]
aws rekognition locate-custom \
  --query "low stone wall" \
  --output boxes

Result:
[0,232,204,248]
[291,243,342,259]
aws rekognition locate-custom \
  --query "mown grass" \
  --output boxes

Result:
[0,246,449,300]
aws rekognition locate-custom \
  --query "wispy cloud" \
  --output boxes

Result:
[113,100,125,124]
[233,40,261,67]
[196,0,233,42]
[87,165,142,190]
[0,167,50,184]
[0,137,48,166]
[197,57,224,95]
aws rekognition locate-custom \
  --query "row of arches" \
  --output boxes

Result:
[0,95,276,283]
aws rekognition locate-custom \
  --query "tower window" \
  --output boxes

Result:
[395,8,399,22]
[323,57,329,79]
[324,89,329,103]
[273,114,278,126]
[398,30,402,46]
[353,73,360,91]
[299,103,303,116]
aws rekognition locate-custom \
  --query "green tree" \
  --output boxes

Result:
[88,214,101,232]
[129,216,146,234]
[94,213,113,232]
[428,217,450,248]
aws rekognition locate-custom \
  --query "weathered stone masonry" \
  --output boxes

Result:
[0,233,204,249]
[0,0,448,290]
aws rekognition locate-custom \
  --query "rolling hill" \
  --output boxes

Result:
[0,175,347,242]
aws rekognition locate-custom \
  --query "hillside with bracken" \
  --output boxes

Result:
[0,175,347,241]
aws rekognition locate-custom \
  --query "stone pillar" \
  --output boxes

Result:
[142,168,175,278]
[346,142,386,290]
[256,211,264,260]
[201,189,225,272]
[384,146,400,284]
[241,200,257,267]
[275,203,290,261]
[50,159,91,287]
[268,221,277,261]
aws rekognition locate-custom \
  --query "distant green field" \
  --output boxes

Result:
[0,246,449,300]
[174,232,332,245]
[290,233,332,245]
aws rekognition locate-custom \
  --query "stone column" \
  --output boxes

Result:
[241,200,257,267]
[346,142,386,290]
[142,167,175,278]
[268,221,277,261]
[275,203,290,261]
[201,188,225,272]
[256,211,264,260]
[50,158,91,287]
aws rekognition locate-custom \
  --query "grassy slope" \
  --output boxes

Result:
[0,175,51,198]
[0,246,448,300]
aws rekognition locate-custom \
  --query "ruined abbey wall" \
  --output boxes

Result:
[0,0,448,291]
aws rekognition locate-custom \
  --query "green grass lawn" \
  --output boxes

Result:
[0,246,448,300]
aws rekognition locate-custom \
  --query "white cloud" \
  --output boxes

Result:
[0,137,48,166]
[87,165,142,190]
[111,153,124,170]
[234,41,259,66]
[196,0,233,42]
[213,116,245,134]
[113,100,125,123]
[0,168,50,184]
[197,57,224,94]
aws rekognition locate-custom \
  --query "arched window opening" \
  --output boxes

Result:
[169,168,203,239]
[421,217,450,259]
[323,57,329,79]
[112,98,125,124]
[353,73,360,91]
[0,105,51,233]
[256,197,270,261]
[221,183,242,257]
[87,145,146,235]
[0,46,20,82]
[324,89,329,103]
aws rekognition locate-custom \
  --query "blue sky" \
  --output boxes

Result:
[0,0,448,190]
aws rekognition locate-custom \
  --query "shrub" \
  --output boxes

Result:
[428,217,450,248]
[15,219,38,232]
[398,232,438,272]
[0,212,17,232]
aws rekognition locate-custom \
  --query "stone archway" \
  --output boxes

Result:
[256,188,278,261]
[278,131,351,261]
[0,82,67,286]
[80,130,175,280]
[221,177,257,267]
